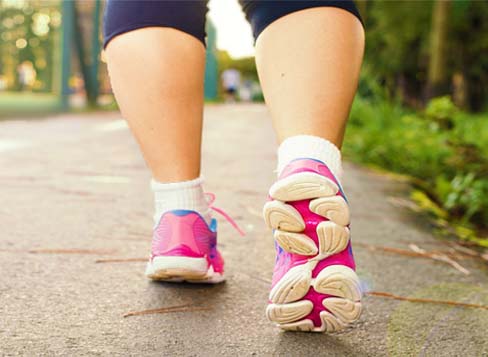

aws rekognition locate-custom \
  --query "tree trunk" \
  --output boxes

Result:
[452,71,467,109]
[426,0,451,100]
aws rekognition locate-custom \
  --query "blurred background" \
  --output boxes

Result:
[0,0,486,244]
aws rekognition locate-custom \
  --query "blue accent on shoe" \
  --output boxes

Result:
[171,209,195,216]
[338,185,349,203]
[290,157,326,165]
[156,209,216,231]
[209,218,218,232]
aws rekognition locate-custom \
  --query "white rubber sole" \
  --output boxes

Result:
[145,256,224,284]
[264,172,362,332]
[268,171,339,202]
[263,200,305,232]
[266,264,362,332]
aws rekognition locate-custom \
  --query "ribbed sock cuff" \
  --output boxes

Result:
[277,135,343,180]
[151,176,210,225]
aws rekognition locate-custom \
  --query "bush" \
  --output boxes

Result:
[344,96,488,236]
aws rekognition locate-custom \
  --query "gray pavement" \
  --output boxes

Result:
[1,104,487,356]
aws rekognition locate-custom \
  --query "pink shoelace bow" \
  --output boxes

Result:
[205,192,246,237]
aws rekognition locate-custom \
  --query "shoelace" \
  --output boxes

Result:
[205,192,246,236]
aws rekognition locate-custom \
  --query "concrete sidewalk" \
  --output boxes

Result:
[1,104,487,356]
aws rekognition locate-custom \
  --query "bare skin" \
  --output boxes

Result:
[255,7,365,147]
[105,7,364,182]
[106,28,205,182]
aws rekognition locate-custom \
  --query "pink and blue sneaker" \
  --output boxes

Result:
[263,158,362,332]
[145,194,243,283]
[145,210,224,283]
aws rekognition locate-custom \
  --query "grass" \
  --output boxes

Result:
[0,92,122,119]
[343,96,488,246]
[0,92,63,118]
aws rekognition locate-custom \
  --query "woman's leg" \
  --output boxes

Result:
[254,7,364,148]
[105,28,205,182]
[243,2,365,332]
[104,0,208,182]
[104,1,226,283]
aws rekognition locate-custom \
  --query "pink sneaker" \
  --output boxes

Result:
[146,194,244,284]
[145,210,224,283]
[263,158,362,332]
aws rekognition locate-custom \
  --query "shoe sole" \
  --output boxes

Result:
[268,171,339,201]
[145,256,225,284]
[264,172,362,332]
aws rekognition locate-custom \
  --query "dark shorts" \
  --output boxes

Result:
[103,0,362,48]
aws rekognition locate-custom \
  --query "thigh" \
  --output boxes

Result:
[239,0,362,40]
[103,0,209,48]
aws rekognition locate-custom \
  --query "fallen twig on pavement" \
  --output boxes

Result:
[397,239,486,256]
[123,304,211,318]
[366,291,488,311]
[397,240,483,259]
[408,244,470,275]
[237,272,271,285]
[429,249,483,260]
[96,258,146,263]
[356,242,444,258]
[448,244,480,257]
[29,249,115,255]
[356,242,471,274]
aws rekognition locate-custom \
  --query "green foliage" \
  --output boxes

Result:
[356,63,390,102]
[444,173,487,222]
[0,0,61,92]
[425,96,457,128]
[0,92,60,118]
[449,0,488,111]
[363,0,488,111]
[364,1,433,102]
[344,95,488,239]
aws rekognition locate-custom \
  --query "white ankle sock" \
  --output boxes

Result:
[151,176,211,225]
[277,135,343,180]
